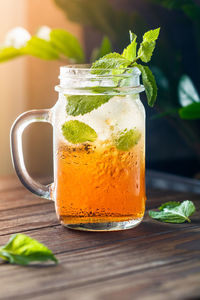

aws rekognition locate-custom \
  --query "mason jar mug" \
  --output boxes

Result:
[10,65,146,231]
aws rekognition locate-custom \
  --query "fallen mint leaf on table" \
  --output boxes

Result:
[0,233,58,265]
[149,200,196,223]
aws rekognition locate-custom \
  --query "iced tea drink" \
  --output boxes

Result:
[56,139,145,226]
[52,66,146,231]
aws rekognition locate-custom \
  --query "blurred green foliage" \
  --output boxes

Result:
[0,29,84,62]
[0,28,111,63]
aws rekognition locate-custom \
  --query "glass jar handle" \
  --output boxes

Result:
[10,109,53,200]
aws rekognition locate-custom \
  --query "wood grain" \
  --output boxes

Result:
[0,176,199,300]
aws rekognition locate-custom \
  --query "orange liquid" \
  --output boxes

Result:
[55,140,146,224]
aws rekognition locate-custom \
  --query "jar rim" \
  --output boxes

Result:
[56,64,144,95]
[59,64,141,75]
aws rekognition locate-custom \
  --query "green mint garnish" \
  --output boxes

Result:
[137,28,160,63]
[0,233,58,265]
[122,31,137,62]
[91,52,131,75]
[135,63,158,107]
[62,120,97,144]
[91,27,160,106]
[115,129,141,151]
[64,28,160,121]
[149,200,196,223]
[65,94,111,116]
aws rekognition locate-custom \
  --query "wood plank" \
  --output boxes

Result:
[0,226,199,299]
[0,189,49,211]
[32,259,200,300]
[0,205,58,236]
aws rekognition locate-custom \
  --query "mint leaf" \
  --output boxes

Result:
[23,36,59,59]
[65,94,111,116]
[62,120,97,143]
[142,28,160,43]
[0,47,22,62]
[115,128,141,151]
[122,31,137,61]
[129,31,137,43]
[50,29,85,62]
[138,28,160,63]
[135,64,157,106]
[0,234,58,265]
[178,75,200,107]
[149,200,196,223]
[138,41,156,63]
[159,201,180,210]
[91,52,131,75]
[179,102,200,120]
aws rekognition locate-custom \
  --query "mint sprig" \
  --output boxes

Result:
[92,28,160,107]
[0,234,58,265]
[65,28,160,120]
[137,28,160,63]
[149,200,196,223]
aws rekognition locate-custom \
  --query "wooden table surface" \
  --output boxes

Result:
[0,175,199,300]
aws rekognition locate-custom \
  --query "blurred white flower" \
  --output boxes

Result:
[4,27,31,49]
[36,26,51,41]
